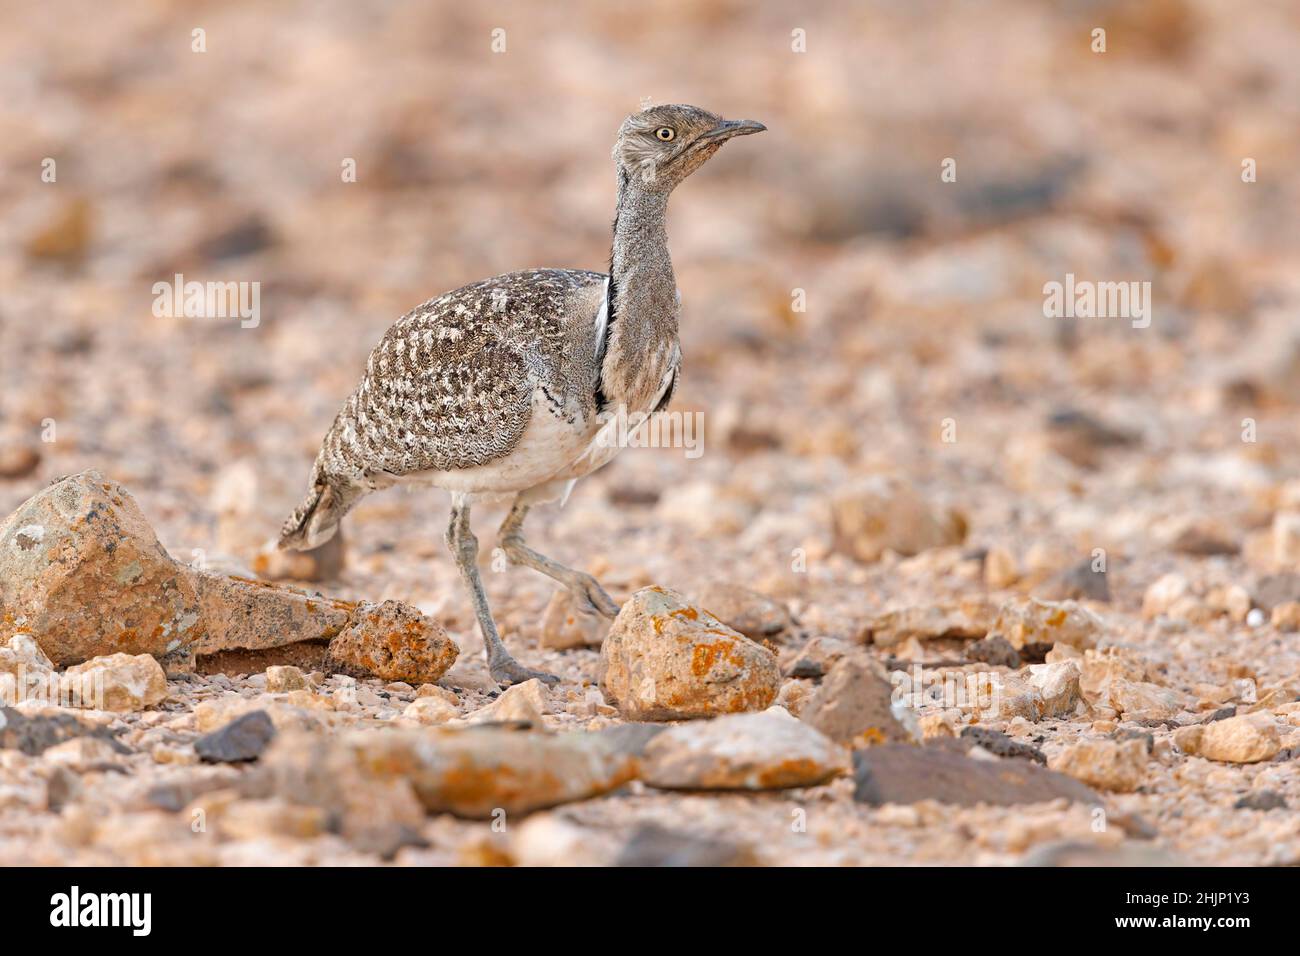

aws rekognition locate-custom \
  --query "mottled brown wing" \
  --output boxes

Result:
[314,269,599,481]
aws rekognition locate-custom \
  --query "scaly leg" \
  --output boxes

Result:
[446,502,559,686]
[498,499,620,619]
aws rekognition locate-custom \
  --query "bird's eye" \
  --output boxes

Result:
[655,127,676,141]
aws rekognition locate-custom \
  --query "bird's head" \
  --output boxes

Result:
[612,104,765,193]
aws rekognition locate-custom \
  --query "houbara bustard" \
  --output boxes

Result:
[279,105,766,685]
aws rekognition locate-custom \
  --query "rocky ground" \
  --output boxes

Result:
[2,0,1300,866]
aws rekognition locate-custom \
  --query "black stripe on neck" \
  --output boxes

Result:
[594,168,628,412]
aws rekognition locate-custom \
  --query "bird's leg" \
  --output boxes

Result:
[445,503,559,686]
[498,500,621,619]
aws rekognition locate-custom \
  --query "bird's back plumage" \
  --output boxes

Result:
[279,267,608,548]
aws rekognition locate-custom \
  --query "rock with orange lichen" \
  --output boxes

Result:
[326,600,458,684]
[263,725,640,820]
[0,471,204,667]
[643,706,849,791]
[598,586,780,721]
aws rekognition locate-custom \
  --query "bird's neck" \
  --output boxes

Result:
[597,170,679,413]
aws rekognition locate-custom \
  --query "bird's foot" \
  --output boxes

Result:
[489,654,561,687]
[572,574,621,621]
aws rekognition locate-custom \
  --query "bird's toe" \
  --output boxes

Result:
[574,577,621,620]
[490,657,561,687]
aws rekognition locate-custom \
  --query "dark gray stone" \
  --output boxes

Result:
[853,744,1100,807]
[195,710,276,763]
[1235,790,1287,811]
[965,635,1021,669]
[958,726,1046,765]
[0,706,129,757]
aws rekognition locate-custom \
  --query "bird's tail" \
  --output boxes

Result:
[278,471,365,551]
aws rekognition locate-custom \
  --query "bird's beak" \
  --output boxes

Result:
[702,118,767,142]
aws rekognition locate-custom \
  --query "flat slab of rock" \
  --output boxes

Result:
[599,586,779,720]
[0,471,204,665]
[800,650,912,746]
[265,725,640,819]
[253,731,428,844]
[189,571,354,654]
[853,744,1101,807]
[643,706,849,790]
[327,600,458,684]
